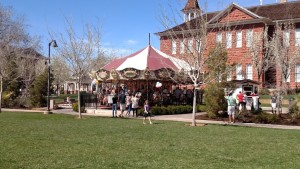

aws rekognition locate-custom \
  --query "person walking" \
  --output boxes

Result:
[225,91,236,123]
[125,93,132,117]
[112,94,118,117]
[118,91,126,118]
[237,91,244,112]
[143,100,153,124]
[270,92,277,114]
[131,94,139,117]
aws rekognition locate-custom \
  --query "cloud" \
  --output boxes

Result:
[124,39,138,46]
[102,46,133,57]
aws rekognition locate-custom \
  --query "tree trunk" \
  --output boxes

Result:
[191,87,197,126]
[0,76,2,113]
[78,82,82,119]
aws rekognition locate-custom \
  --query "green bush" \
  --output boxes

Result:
[29,69,48,108]
[197,104,207,112]
[148,105,193,115]
[204,83,227,116]
[255,112,270,123]
[289,103,300,120]
[255,112,279,124]
[259,88,270,95]
[72,102,85,113]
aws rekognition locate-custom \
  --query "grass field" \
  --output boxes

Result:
[1,112,300,169]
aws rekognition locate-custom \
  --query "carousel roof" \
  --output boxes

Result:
[102,45,190,71]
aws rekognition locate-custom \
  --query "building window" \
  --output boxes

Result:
[227,70,232,81]
[196,38,201,53]
[295,28,300,46]
[172,40,176,54]
[284,30,290,47]
[236,31,242,48]
[216,32,222,44]
[246,64,253,80]
[295,64,300,82]
[180,39,185,54]
[226,32,232,48]
[188,39,193,53]
[287,70,290,82]
[246,29,253,47]
[236,64,243,80]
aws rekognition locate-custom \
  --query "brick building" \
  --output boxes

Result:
[156,0,300,91]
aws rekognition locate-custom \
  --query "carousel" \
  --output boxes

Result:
[91,45,190,105]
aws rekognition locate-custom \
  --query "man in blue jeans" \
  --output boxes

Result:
[112,94,118,117]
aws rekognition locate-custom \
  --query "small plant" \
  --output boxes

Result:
[259,88,270,95]
[72,102,85,113]
[255,112,271,124]
[289,103,300,120]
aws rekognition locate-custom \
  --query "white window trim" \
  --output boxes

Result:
[295,28,300,46]
[236,64,243,80]
[246,29,253,48]
[295,64,300,82]
[226,32,232,49]
[216,32,222,44]
[236,31,242,48]
[284,30,290,47]
[196,38,201,53]
[227,70,232,81]
[180,39,185,54]
[188,39,193,53]
[246,64,253,80]
[172,40,176,54]
[286,69,291,82]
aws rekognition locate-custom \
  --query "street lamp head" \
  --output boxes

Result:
[50,40,58,47]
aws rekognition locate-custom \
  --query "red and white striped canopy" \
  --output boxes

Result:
[102,45,189,71]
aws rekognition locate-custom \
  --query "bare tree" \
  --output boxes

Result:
[17,47,46,97]
[247,26,276,87]
[158,0,235,126]
[51,56,70,96]
[0,5,39,112]
[56,18,104,119]
[273,22,300,94]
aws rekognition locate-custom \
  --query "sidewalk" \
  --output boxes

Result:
[2,107,300,130]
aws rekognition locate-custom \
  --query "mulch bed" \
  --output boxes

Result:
[196,112,300,126]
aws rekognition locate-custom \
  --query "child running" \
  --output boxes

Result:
[143,100,152,124]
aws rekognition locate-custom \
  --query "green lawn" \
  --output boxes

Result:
[1,112,300,169]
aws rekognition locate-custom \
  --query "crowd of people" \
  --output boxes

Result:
[98,85,200,109]
[96,84,201,124]
[225,91,260,123]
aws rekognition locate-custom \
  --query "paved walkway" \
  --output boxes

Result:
[2,107,300,130]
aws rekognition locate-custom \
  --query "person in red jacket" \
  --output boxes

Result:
[237,91,245,112]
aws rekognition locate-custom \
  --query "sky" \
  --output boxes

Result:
[0,0,292,57]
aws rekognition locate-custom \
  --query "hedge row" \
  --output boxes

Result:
[138,104,207,116]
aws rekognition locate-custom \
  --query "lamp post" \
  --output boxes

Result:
[144,67,150,101]
[44,40,58,114]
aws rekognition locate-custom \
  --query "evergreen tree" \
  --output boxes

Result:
[29,68,53,107]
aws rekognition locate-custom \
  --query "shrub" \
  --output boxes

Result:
[197,104,207,112]
[204,83,227,116]
[255,112,270,123]
[289,103,300,120]
[259,88,270,95]
[255,112,279,124]
[72,102,85,113]
[29,69,48,108]
[148,105,193,115]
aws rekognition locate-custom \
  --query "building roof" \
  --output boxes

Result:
[247,1,300,21]
[156,1,300,35]
[182,0,200,11]
[102,45,190,71]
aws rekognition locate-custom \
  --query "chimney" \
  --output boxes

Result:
[280,0,287,3]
